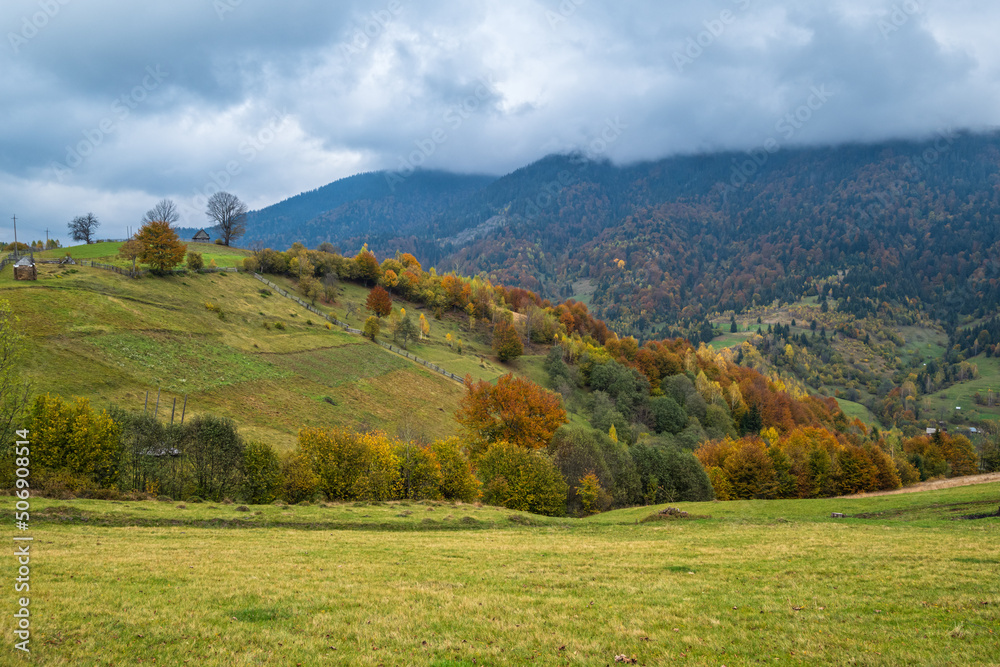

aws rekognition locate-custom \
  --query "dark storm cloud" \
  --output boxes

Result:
[1,0,997,241]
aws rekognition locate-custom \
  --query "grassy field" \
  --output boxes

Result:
[6,484,998,665]
[834,397,878,424]
[36,241,249,269]
[0,259,465,449]
[924,354,1000,423]
[898,325,948,362]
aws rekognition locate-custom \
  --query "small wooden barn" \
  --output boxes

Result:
[13,257,36,281]
[192,229,211,242]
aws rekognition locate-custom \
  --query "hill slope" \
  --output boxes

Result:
[2,258,466,449]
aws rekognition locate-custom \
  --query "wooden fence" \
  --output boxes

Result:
[251,273,464,385]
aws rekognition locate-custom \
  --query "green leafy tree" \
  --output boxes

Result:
[492,318,523,362]
[182,415,245,501]
[430,438,481,502]
[363,316,381,341]
[477,441,567,516]
[393,314,419,349]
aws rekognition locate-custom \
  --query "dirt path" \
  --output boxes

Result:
[841,472,1000,498]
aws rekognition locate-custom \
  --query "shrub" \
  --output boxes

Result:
[242,441,283,504]
[477,442,567,516]
[396,441,442,500]
[187,252,204,271]
[29,394,122,489]
[181,415,245,502]
[281,451,319,504]
[363,316,380,341]
[430,438,481,502]
[274,322,285,330]
[298,428,402,501]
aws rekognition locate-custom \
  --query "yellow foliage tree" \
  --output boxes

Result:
[297,428,402,500]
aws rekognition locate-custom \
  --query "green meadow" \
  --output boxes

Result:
[0,255,467,449]
[5,484,998,665]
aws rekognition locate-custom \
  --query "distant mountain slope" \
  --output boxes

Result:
[435,132,1000,334]
[243,170,497,257]
[244,132,1000,336]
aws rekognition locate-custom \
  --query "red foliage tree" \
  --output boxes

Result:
[365,285,393,318]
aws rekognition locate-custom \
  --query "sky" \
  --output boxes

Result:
[2,0,998,242]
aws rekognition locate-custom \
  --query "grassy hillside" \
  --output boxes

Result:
[36,240,248,268]
[2,252,475,449]
[12,483,999,665]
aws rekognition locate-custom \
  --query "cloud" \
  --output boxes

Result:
[1,0,998,241]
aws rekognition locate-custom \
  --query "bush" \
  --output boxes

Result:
[281,451,319,504]
[430,438,481,502]
[549,424,640,511]
[30,394,122,489]
[630,440,715,503]
[182,415,245,502]
[187,252,204,271]
[477,442,567,516]
[298,428,402,501]
[363,316,380,341]
[242,441,283,504]
[396,442,442,500]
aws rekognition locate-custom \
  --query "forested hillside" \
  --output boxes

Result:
[241,169,496,256]
[243,132,1000,342]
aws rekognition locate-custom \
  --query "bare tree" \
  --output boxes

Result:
[142,199,180,226]
[68,212,100,244]
[205,192,248,246]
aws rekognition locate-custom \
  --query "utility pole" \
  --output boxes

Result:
[45,228,49,246]
[11,214,18,259]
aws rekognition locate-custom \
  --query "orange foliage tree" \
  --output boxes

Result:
[455,374,567,455]
[136,220,186,273]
